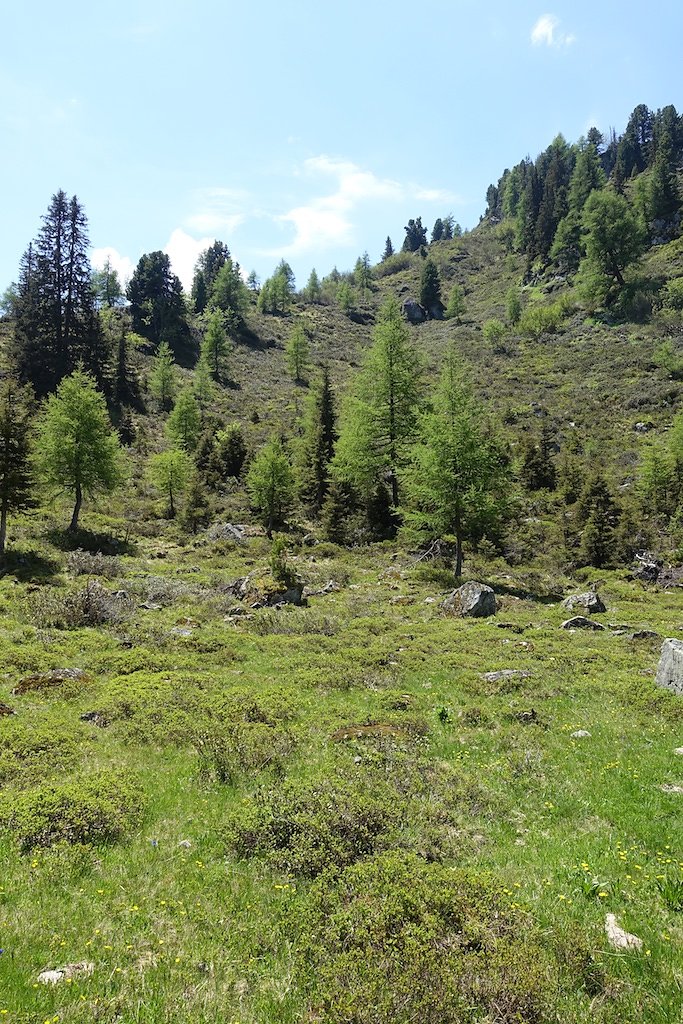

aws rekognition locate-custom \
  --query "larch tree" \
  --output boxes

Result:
[149,340,177,410]
[33,369,123,532]
[285,323,311,384]
[246,438,295,537]
[200,310,231,383]
[402,348,511,578]
[333,297,421,513]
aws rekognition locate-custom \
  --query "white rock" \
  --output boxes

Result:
[571,730,592,738]
[674,747,683,756]
[660,783,683,794]
[38,970,65,985]
[178,839,192,849]
[605,914,643,951]
[39,961,94,985]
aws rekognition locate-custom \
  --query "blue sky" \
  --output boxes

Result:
[2,0,681,293]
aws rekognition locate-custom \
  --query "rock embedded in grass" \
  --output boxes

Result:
[442,581,496,618]
[655,638,683,696]
[561,592,606,614]
[605,914,642,951]
[561,616,606,631]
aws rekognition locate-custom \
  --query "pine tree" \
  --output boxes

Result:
[445,284,466,322]
[33,369,123,532]
[209,258,248,328]
[577,474,621,567]
[382,236,394,261]
[192,241,231,313]
[126,251,189,354]
[180,471,210,533]
[402,218,428,253]
[149,448,191,518]
[333,297,421,514]
[0,378,33,558]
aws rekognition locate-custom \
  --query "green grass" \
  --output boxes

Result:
[0,514,681,1023]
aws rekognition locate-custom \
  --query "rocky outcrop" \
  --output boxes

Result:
[402,299,426,324]
[561,616,606,631]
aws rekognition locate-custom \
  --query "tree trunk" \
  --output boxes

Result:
[454,515,463,578]
[69,482,82,532]
[0,501,7,559]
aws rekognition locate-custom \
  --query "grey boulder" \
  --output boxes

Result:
[655,638,683,696]
[443,582,496,618]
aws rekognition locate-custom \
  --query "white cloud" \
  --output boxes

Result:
[184,187,249,236]
[164,229,215,290]
[531,14,576,48]
[91,247,135,287]
[270,156,456,258]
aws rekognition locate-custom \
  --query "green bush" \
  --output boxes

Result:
[518,300,569,339]
[482,318,506,344]
[1,771,145,852]
[0,720,83,786]
[374,252,413,278]
[223,775,399,877]
[65,548,121,578]
[296,851,557,1024]
[194,721,296,785]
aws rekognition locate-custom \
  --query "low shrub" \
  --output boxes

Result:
[65,548,121,578]
[373,252,412,278]
[194,721,296,785]
[296,851,558,1024]
[0,720,83,786]
[223,775,399,877]
[0,771,145,852]
[28,580,133,629]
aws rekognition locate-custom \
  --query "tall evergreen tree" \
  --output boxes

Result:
[200,310,231,383]
[126,251,189,354]
[382,236,394,261]
[402,218,428,253]
[191,241,231,314]
[149,340,177,411]
[297,366,337,513]
[419,258,442,314]
[246,438,295,536]
[13,192,103,395]
[285,324,311,384]
[0,378,33,558]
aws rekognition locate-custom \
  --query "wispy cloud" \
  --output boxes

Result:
[531,14,576,48]
[184,187,249,236]
[270,155,457,258]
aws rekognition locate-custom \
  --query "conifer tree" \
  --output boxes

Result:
[445,284,466,322]
[200,310,231,383]
[354,253,372,297]
[382,236,394,261]
[166,389,201,450]
[333,297,421,513]
[402,348,511,577]
[209,258,248,328]
[419,258,442,314]
[149,340,177,411]
[285,323,311,384]
[33,369,123,532]
[0,378,33,559]
[297,366,337,513]
[246,438,295,536]
[149,448,191,518]
[13,192,103,395]
[304,269,322,303]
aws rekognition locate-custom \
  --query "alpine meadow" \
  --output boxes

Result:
[1,93,683,1024]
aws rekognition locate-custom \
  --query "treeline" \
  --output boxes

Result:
[484,103,682,274]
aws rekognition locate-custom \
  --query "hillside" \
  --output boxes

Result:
[1,105,683,1024]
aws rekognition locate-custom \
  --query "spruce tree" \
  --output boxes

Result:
[166,389,201,450]
[298,366,337,513]
[382,236,394,261]
[14,192,103,395]
[0,378,33,559]
[419,258,442,315]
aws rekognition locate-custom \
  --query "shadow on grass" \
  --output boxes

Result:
[45,527,137,557]
[0,548,61,582]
